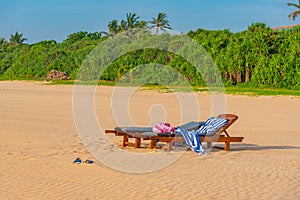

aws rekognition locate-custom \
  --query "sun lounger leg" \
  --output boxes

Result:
[207,142,212,148]
[167,141,173,151]
[123,135,129,147]
[135,138,141,148]
[150,140,156,149]
[224,141,230,151]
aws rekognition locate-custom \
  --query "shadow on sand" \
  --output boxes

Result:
[210,143,300,152]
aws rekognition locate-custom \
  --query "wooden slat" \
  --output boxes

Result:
[105,130,117,133]
[148,135,244,151]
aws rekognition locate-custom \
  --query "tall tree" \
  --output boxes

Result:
[9,31,27,45]
[123,13,147,30]
[120,19,127,31]
[108,20,120,37]
[0,38,6,46]
[126,13,140,29]
[137,20,148,29]
[149,13,172,35]
[107,13,147,36]
[287,0,300,21]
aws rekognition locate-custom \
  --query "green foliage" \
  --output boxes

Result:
[187,23,300,89]
[9,31,27,45]
[1,22,300,90]
[0,31,102,79]
[107,13,148,37]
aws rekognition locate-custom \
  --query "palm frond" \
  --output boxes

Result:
[287,2,300,9]
[288,9,300,20]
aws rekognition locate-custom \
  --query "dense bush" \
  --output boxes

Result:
[0,23,299,89]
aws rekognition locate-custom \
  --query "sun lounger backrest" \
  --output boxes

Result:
[217,114,238,134]
[177,121,204,131]
[197,117,228,136]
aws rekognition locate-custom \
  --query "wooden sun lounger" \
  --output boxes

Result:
[105,114,244,151]
[105,121,202,149]
[149,114,243,151]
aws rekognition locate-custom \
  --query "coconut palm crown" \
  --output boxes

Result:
[149,13,172,34]
[9,31,27,45]
[287,0,300,21]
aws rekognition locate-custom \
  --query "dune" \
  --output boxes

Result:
[0,81,299,199]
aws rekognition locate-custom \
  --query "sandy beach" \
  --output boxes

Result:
[0,81,299,200]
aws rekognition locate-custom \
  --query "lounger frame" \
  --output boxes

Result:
[105,114,244,151]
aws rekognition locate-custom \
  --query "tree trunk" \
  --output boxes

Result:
[117,68,121,80]
[229,72,234,83]
[129,69,133,83]
[236,71,242,84]
[245,68,250,82]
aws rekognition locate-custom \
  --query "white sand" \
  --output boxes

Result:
[0,81,299,199]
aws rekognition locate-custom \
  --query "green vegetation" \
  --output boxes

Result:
[0,31,104,80]
[1,12,300,96]
[107,13,148,37]
[46,80,116,86]
[188,23,300,90]
[9,31,27,46]
[224,87,300,96]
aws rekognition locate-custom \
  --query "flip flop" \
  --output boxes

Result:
[73,158,82,164]
[85,159,94,164]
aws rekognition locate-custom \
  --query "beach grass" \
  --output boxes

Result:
[224,86,300,96]
[138,84,300,96]
[3,79,299,96]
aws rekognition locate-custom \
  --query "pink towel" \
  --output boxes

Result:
[152,122,175,134]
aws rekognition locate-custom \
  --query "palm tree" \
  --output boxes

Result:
[120,19,127,31]
[149,13,172,35]
[0,38,5,46]
[287,0,300,21]
[108,20,120,37]
[126,13,140,29]
[123,13,147,30]
[137,20,148,29]
[9,31,27,45]
[107,13,147,36]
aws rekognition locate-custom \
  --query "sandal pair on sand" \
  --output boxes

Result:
[73,158,94,164]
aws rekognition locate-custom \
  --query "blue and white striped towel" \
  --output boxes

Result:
[174,117,228,155]
[197,117,228,136]
[175,128,206,154]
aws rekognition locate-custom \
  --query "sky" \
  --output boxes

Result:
[0,0,298,43]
